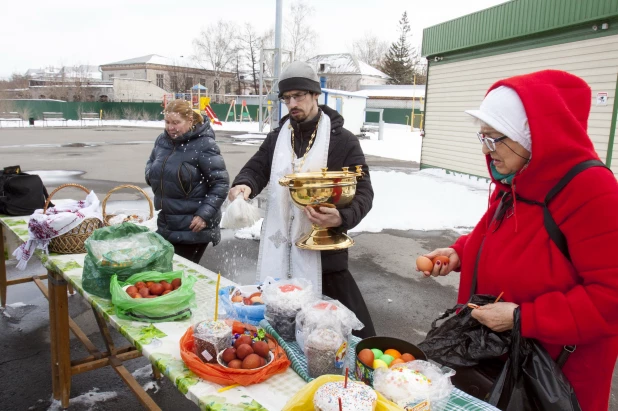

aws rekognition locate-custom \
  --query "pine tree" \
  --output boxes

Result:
[381,12,414,85]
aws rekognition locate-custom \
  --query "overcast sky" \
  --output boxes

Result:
[1,0,507,78]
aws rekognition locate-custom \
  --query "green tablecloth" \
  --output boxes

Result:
[2,213,499,410]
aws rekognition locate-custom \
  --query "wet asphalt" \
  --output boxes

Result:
[0,126,615,410]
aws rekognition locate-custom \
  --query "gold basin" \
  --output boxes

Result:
[278,166,363,250]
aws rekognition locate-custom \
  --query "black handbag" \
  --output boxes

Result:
[0,165,52,216]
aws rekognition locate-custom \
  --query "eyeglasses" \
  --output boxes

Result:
[477,132,508,152]
[280,91,309,104]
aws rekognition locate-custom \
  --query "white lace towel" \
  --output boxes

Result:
[256,112,331,293]
[13,191,103,270]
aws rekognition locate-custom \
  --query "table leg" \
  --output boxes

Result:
[48,270,60,400]
[49,269,71,408]
[1,224,7,308]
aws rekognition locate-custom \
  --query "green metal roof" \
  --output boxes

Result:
[422,0,618,57]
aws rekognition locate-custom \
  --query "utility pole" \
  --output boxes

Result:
[272,0,283,126]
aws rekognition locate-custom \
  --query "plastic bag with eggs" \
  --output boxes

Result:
[373,360,455,411]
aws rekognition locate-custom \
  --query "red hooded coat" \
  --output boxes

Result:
[451,70,618,410]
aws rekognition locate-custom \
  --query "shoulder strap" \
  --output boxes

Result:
[544,159,609,261]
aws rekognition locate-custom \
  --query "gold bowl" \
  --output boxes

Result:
[278,166,363,250]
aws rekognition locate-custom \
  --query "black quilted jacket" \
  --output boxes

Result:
[232,105,373,272]
[146,122,229,245]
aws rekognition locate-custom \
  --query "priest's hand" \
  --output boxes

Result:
[304,206,342,228]
[229,185,251,201]
[471,302,519,332]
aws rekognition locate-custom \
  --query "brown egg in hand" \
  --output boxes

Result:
[416,256,434,272]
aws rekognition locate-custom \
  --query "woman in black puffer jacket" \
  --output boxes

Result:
[146,99,229,263]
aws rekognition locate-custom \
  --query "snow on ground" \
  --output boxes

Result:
[47,388,117,411]
[361,124,422,162]
[350,169,489,233]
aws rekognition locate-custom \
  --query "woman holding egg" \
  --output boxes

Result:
[417,70,618,411]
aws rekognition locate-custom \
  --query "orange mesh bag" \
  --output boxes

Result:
[180,325,291,386]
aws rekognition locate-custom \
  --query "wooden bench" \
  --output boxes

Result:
[79,112,101,127]
[0,112,23,127]
[42,112,67,127]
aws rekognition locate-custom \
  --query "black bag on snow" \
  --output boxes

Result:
[0,165,52,216]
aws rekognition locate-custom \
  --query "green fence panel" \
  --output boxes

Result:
[2,100,165,121]
[365,108,423,127]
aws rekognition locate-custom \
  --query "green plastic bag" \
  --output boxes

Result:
[82,223,174,298]
[110,270,197,322]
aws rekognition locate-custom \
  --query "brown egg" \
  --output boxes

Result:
[139,287,150,297]
[126,286,138,296]
[390,358,405,367]
[401,353,416,362]
[234,335,253,349]
[171,278,182,289]
[416,256,433,272]
[227,359,243,369]
[248,292,262,300]
[146,281,155,287]
[358,349,374,367]
[222,347,237,363]
[236,344,254,360]
[133,293,142,299]
[242,354,262,369]
[260,357,267,366]
[432,256,450,266]
[250,296,264,305]
[253,341,270,358]
[135,281,146,289]
[231,295,243,303]
[149,283,164,296]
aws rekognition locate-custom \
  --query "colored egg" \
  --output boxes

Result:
[384,349,402,359]
[390,358,406,367]
[373,359,388,369]
[416,256,433,272]
[371,349,383,359]
[358,349,374,368]
[401,353,416,362]
[380,354,394,366]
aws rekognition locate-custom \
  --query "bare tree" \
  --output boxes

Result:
[193,20,239,97]
[285,1,318,61]
[239,23,261,94]
[352,32,389,68]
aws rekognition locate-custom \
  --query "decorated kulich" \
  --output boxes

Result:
[378,367,433,408]
[278,166,364,250]
[313,380,377,411]
[193,320,232,364]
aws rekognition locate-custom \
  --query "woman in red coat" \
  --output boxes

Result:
[419,70,618,410]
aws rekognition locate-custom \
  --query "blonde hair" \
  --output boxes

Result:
[164,99,204,125]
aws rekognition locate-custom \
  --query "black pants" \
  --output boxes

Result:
[322,269,376,339]
[173,243,208,264]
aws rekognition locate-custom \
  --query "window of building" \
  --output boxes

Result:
[120,73,128,77]
[170,75,178,91]
[156,74,164,88]
[199,78,206,86]
[225,82,232,94]
[185,77,193,91]
[108,74,114,80]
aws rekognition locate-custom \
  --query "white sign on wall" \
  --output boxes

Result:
[597,92,608,106]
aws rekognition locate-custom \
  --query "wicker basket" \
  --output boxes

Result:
[45,184,103,254]
[102,184,154,226]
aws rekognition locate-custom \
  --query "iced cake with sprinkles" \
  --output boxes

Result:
[376,367,433,404]
[313,381,377,411]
